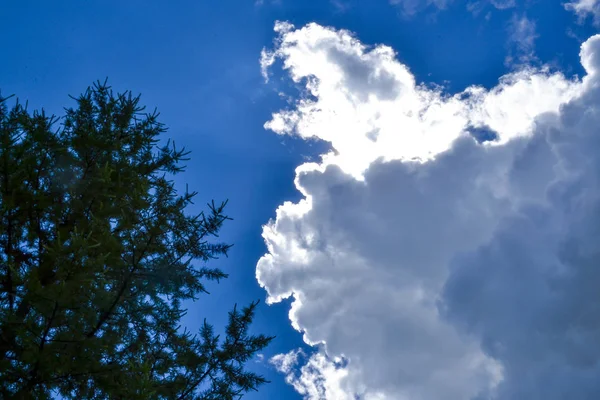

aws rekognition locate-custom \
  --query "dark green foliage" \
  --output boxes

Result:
[0,82,273,399]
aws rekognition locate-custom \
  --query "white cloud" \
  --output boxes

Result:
[468,0,516,15]
[259,22,576,178]
[255,0,282,6]
[330,0,353,13]
[391,0,514,15]
[388,0,448,13]
[257,21,600,400]
[389,0,453,15]
[565,0,600,24]
[271,350,354,399]
[505,14,539,67]
[489,0,516,9]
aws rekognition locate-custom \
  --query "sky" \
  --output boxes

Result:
[3,0,600,399]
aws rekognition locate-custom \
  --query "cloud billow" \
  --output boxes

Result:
[257,21,600,400]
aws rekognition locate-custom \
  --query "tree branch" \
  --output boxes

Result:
[86,231,156,339]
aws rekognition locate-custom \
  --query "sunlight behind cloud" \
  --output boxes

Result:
[260,22,578,178]
[257,20,600,400]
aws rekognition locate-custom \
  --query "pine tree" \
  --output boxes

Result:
[0,82,273,399]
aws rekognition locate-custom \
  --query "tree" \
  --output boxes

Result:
[0,82,273,399]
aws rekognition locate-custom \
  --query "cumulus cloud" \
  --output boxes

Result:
[259,22,576,177]
[271,350,353,399]
[443,36,600,399]
[257,21,600,400]
[565,0,600,24]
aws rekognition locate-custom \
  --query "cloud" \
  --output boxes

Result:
[489,0,516,9]
[505,14,539,67]
[259,22,575,177]
[442,35,600,399]
[330,0,354,13]
[468,0,516,15]
[271,350,353,399]
[257,21,600,400]
[565,0,600,24]
[390,0,515,16]
[255,0,282,6]
[389,0,453,15]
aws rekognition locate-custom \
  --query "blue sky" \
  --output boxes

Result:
[3,0,600,399]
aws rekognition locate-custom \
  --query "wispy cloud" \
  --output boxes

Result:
[330,0,354,13]
[389,0,453,15]
[255,0,282,7]
[489,0,516,9]
[505,14,539,66]
[565,0,600,25]
[391,0,515,16]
